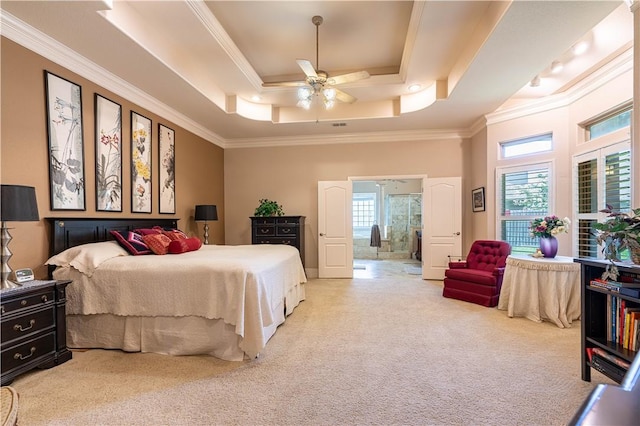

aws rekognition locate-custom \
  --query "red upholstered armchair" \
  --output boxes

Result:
[442,240,512,307]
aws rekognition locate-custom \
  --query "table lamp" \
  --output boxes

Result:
[1,185,39,289]
[195,204,218,245]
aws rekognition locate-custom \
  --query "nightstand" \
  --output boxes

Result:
[1,280,72,385]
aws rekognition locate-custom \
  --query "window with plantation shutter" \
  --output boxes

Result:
[573,141,631,259]
[496,163,551,254]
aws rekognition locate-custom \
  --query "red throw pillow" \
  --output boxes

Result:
[142,233,172,255]
[163,229,188,241]
[110,230,152,255]
[168,237,202,254]
[134,228,164,236]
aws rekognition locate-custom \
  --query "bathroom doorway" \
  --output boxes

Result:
[351,177,423,276]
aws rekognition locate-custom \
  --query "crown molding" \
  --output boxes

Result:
[225,128,469,149]
[0,10,227,148]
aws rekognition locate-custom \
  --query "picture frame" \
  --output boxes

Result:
[95,94,122,212]
[131,111,152,213]
[158,124,176,214]
[45,71,86,211]
[472,187,485,212]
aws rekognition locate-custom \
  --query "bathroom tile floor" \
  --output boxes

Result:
[353,258,422,279]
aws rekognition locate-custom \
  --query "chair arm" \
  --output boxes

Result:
[448,261,467,269]
[492,267,505,276]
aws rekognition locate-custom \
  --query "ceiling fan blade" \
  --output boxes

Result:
[262,81,307,88]
[327,70,370,86]
[334,88,357,104]
[296,59,318,78]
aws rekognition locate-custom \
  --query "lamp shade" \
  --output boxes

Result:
[195,205,218,222]
[1,185,39,222]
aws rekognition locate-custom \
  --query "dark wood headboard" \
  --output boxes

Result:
[47,217,179,257]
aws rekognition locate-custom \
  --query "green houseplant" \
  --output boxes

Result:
[592,205,640,265]
[254,199,284,217]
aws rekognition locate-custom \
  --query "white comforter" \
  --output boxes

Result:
[51,243,307,358]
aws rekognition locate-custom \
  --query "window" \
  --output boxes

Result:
[585,107,632,140]
[574,142,631,259]
[353,193,376,237]
[497,163,551,254]
[500,133,552,159]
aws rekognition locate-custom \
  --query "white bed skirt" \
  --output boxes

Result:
[67,282,305,361]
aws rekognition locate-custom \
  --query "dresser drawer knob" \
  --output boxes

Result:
[260,229,269,234]
[41,295,48,303]
[282,228,291,233]
[14,319,36,332]
[14,347,36,361]
[21,300,27,306]
[1,306,4,314]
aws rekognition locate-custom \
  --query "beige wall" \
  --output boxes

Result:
[468,127,488,243]
[224,138,467,270]
[1,38,225,279]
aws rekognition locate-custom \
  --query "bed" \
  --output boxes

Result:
[46,218,306,361]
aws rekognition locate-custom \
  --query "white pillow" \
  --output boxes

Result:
[46,241,128,276]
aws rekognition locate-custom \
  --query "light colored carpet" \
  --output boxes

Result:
[10,276,613,425]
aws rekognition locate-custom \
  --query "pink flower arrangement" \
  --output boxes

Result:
[530,215,571,238]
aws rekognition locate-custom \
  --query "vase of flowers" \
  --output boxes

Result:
[530,215,571,258]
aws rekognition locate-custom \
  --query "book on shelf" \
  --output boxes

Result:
[603,294,640,350]
[590,279,640,297]
[591,347,630,369]
[590,353,627,383]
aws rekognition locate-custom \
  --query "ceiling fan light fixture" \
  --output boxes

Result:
[323,88,336,101]
[297,98,312,110]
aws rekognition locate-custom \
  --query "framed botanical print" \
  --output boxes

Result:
[131,111,152,213]
[95,94,122,212]
[45,71,86,210]
[158,124,175,214]
[472,187,485,212]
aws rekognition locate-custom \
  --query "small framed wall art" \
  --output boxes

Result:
[472,187,485,213]
[131,111,152,213]
[95,94,122,212]
[158,124,175,214]
[45,71,86,211]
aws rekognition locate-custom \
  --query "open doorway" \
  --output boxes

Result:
[352,177,423,277]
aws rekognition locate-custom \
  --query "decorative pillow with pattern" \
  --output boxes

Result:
[134,227,164,236]
[142,233,173,255]
[110,230,152,255]
[168,237,202,254]
[163,229,188,241]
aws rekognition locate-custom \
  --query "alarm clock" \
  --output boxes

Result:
[13,268,35,283]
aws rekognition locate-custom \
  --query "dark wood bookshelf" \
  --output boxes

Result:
[575,258,640,384]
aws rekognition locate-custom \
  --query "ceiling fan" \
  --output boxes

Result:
[262,15,370,108]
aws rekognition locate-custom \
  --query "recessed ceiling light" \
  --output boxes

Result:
[408,84,421,92]
[572,41,589,56]
[251,95,261,102]
[530,75,541,87]
[550,61,563,74]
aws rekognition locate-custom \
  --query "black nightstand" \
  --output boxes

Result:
[1,280,72,385]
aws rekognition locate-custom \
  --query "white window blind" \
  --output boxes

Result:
[573,142,631,259]
[497,163,551,254]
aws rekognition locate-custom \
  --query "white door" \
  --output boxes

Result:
[318,181,353,278]
[423,177,462,280]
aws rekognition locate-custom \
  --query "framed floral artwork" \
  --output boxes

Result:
[158,124,175,214]
[45,71,86,210]
[95,94,122,212]
[131,111,152,213]
[472,187,485,212]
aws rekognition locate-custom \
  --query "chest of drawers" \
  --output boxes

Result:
[1,280,72,385]
[251,216,305,267]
